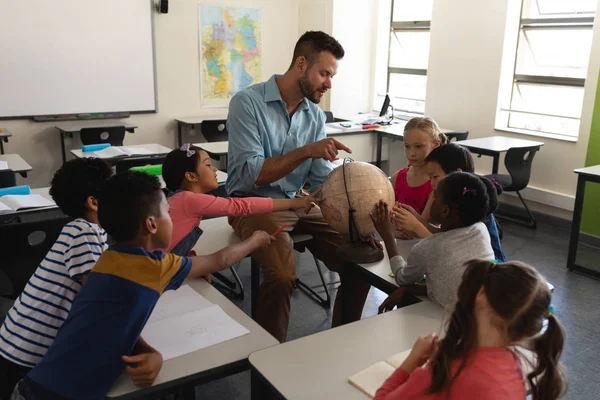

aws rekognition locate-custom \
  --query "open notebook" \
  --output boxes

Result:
[0,194,56,213]
[92,146,154,159]
[141,285,250,361]
[348,349,412,398]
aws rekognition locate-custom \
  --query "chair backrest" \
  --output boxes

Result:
[504,146,539,191]
[114,156,166,174]
[0,214,73,299]
[324,111,334,123]
[80,126,126,146]
[200,120,228,142]
[0,169,17,188]
[445,131,469,142]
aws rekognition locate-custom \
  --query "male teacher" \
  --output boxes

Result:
[226,31,370,341]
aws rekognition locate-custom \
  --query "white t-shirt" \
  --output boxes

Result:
[0,219,107,367]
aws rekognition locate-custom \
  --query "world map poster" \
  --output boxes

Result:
[199,5,262,105]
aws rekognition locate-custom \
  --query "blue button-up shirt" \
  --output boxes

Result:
[226,74,333,199]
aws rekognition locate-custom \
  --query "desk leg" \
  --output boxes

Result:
[60,132,67,164]
[0,140,4,155]
[178,123,183,148]
[376,134,383,168]
[567,175,586,271]
[341,262,359,325]
[492,155,500,175]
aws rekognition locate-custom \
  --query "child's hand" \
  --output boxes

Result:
[122,350,163,388]
[250,230,276,248]
[393,207,423,236]
[370,201,394,240]
[393,228,414,240]
[401,333,438,374]
[366,234,383,250]
[302,188,323,214]
[378,287,406,313]
[395,202,419,218]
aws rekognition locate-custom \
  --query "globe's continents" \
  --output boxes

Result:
[320,160,395,239]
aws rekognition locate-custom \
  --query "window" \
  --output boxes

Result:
[373,0,433,118]
[496,0,596,140]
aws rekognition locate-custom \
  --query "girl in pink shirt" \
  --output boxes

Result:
[162,144,319,255]
[391,117,447,239]
[375,260,566,400]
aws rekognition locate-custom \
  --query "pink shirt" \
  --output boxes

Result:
[374,348,526,400]
[395,167,432,215]
[167,191,274,252]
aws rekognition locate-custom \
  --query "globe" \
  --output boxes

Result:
[320,159,395,246]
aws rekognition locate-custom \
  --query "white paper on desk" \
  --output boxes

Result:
[0,194,55,212]
[0,161,8,170]
[121,146,154,156]
[142,304,250,361]
[146,285,212,324]
[93,147,127,158]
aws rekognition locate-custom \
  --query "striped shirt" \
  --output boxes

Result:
[0,219,107,368]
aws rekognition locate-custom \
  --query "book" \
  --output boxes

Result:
[92,146,154,159]
[0,194,56,213]
[348,349,412,398]
[141,285,250,361]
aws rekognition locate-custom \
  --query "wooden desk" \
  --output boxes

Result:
[55,122,138,163]
[0,128,12,154]
[107,278,278,399]
[0,154,32,177]
[567,165,600,278]
[458,136,544,174]
[249,300,446,400]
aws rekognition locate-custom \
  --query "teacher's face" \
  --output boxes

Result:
[299,51,338,104]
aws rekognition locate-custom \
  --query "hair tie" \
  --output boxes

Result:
[462,187,468,196]
[491,178,499,186]
[488,260,498,272]
[180,143,196,158]
[547,304,555,318]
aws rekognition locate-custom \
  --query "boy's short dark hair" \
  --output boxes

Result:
[425,143,475,174]
[98,171,163,242]
[49,158,113,218]
[288,31,344,70]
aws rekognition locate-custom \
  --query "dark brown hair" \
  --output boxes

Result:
[288,31,344,70]
[428,260,566,399]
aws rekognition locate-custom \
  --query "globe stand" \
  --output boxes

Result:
[337,242,384,264]
[336,158,384,264]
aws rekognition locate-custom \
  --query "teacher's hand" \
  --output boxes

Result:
[307,138,352,160]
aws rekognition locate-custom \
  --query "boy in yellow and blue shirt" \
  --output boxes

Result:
[13,171,274,400]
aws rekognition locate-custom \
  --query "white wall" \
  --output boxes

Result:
[2,0,300,188]
[425,0,600,211]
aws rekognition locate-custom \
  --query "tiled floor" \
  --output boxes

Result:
[194,219,600,400]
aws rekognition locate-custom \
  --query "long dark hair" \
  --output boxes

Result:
[161,145,203,192]
[428,260,566,399]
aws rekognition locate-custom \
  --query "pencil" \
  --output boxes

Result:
[271,224,288,237]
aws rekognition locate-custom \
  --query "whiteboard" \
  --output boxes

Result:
[0,0,157,118]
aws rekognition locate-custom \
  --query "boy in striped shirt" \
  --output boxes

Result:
[0,158,113,399]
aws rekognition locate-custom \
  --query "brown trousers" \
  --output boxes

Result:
[229,205,371,342]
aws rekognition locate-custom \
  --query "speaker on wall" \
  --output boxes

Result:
[159,0,168,13]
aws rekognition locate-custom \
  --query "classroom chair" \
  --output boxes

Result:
[446,131,469,142]
[200,120,228,142]
[485,146,539,229]
[324,111,335,123]
[114,156,166,174]
[80,126,126,147]
[0,169,17,188]
[0,214,73,300]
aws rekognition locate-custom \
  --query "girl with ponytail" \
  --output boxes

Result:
[375,260,566,400]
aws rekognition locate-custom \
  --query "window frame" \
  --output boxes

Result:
[497,3,595,141]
